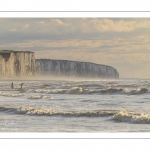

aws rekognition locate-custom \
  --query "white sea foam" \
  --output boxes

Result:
[111,110,150,124]
[67,87,83,94]
[1,105,150,125]
[0,91,24,97]
[2,105,150,125]
[32,87,150,95]
[0,105,117,116]
[1,86,149,96]
[1,79,150,132]
[27,95,52,99]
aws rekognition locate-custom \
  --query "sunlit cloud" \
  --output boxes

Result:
[0,18,150,78]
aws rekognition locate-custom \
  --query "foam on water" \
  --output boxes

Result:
[0,91,24,97]
[111,110,150,124]
[1,79,150,132]
[67,87,83,94]
[27,95,52,99]
[0,105,117,117]
[32,87,150,95]
[1,105,150,124]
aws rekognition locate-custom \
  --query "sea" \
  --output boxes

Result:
[0,78,150,132]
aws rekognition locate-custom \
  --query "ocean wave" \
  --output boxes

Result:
[111,110,150,124]
[1,105,150,124]
[41,84,51,88]
[1,87,148,96]
[0,91,24,97]
[0,105,117,117]
[66,87,83,94]
[33,87,149,95]
[27,95,52,99]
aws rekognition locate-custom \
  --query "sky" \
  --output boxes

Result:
[0,18,150,79]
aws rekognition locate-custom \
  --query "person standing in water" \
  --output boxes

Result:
[20,83,24,89]
[11,82,14,89]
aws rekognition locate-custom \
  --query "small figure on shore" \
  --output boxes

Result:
[11,82,13,89]
[20,83,24,89]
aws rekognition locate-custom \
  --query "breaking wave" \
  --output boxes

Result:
[0,105,117,117]
[66,87,83,94]
[1,105,150,124]
[0,91,52,99]
[41,84,51,88]
[111,110,150,124]
[33,87,149,95]
[27,95,52,99]
[0,91,24,97]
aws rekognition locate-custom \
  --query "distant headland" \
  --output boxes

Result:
[0,50,119,79]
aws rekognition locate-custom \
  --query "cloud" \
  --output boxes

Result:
[1,18,150,78]
[1,18,150,38]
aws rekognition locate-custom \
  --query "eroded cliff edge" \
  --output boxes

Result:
[36,59,119,79]
[0,50,36,78]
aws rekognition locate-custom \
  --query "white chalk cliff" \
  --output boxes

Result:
[0,50,36,77]
[0,50,119,79]
[36,59,119,79]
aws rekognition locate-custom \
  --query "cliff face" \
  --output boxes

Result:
[36,59,119,79]
[0,50,36,77]
[0,50,119,79]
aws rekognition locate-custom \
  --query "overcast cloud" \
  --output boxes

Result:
[0,18,150,78]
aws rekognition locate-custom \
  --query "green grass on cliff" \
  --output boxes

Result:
[0,50,12,54]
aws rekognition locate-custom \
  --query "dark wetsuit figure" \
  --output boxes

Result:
[20,83,24,89]
[11,82,13,89]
